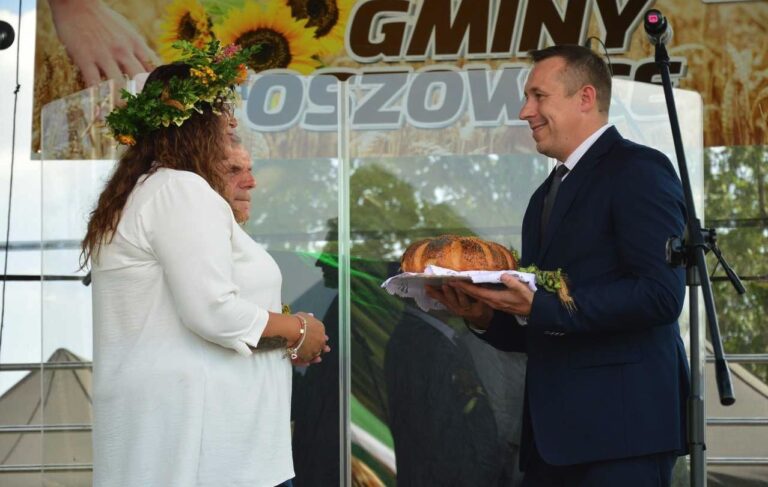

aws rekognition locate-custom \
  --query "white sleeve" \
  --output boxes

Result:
[140,175,267,356]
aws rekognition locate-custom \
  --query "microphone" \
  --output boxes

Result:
[643,9,673,46]
[0,20,15,50]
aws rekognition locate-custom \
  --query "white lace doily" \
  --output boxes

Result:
[381,265,537,311]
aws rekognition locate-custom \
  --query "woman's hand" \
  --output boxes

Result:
[292,313,330,364]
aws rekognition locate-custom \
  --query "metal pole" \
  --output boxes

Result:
[687,268,706,486]
[337,76,352,487]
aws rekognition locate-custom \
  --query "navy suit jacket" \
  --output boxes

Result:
[478,127,690,466]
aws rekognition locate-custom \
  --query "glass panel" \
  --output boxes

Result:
[704,146,768,383]
[0,284,43,486]
[39,81,117,161]
[344,67,543,486]
[40,80,118,485]
[343,72,704,486]
[700,140,768,481]
[238,73,344,486]
[39,73,345,485]
[0,367,43,485]
[0,4,42,484]
[0,281,43,367]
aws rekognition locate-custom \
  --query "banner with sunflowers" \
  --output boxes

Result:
[34,0,767,154]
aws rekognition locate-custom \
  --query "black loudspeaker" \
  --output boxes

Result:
[0,20,15,50]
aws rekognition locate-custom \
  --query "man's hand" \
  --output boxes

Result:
[448,273,535,317]
[50,0,160,86]
[426,281,494,329]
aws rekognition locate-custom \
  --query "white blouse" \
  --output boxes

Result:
[91,168,293,487]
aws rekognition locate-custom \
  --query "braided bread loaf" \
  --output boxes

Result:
[400,235,517,272]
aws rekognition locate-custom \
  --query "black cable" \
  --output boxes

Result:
[0,0,24,362]
[584,36,614,76]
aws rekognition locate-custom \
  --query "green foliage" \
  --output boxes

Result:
[106,81,194,143]
[247,154,549,256]
[704,145,768,383]
[518,265,564,291]
[106,40,256,144]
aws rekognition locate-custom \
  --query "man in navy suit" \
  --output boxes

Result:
[428,45,690,486]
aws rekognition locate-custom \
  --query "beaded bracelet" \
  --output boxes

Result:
[285,314,308,360]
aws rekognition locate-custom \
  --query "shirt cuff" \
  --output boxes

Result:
[515,315,528,326]
[462,317,492,334]
[467,323,487,334]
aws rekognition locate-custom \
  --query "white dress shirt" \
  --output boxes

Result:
[557,123,612,179]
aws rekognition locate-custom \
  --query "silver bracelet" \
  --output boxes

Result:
[285,314,308,360]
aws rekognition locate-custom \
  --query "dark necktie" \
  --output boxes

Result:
[541,164,570,237]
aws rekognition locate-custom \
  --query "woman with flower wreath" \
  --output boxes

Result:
[81,41,328,487]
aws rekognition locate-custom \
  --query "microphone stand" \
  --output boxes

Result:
[651,39,743,487]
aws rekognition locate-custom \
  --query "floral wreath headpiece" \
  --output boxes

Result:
[106,40,254,146]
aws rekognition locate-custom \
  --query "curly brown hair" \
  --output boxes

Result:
[80,63,231,268]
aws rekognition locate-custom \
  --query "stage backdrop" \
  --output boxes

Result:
[33,0,767,153]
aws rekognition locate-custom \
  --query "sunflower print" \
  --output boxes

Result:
[287,0,354,56]
[158,0,214,62]
[214,2,321,74]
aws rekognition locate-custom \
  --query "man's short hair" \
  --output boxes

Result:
[529,44,612,114]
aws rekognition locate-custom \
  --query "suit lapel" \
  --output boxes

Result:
[537,127,622,262]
